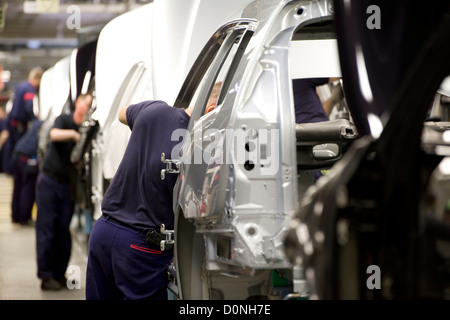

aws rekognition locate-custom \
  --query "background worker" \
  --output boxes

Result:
[5,67,43,173]
[293,77,343,123]
[11,118,43,225]
[35,93,92,291]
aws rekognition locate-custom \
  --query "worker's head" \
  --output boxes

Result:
[28,67,44,88]
[185,81,223,116]
[73,93,93,124]
[205,81,223,114]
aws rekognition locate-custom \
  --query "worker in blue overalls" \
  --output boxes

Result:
[86,83,222,300]
[35,93,92,291]
[293,77,343,123]
[11,118,43,225]
[5,67,43,173]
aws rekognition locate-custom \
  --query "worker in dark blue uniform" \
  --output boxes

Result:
[86,83,222,300]
[11,118,43,224]
[293,78,330,123]
[35,93,92,291]
[293,77,344,123]
[5,67,43,173]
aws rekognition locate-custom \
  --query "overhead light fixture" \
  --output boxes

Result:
[27,39,42,49]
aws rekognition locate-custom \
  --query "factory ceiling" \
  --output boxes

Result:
[0,0,149,87]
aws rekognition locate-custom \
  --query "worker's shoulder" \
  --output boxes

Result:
[128,99,168,114]
[15,80,34,93]
[131,99,169,107]
[139,100,181,116]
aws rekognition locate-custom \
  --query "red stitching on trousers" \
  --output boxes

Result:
[130,244,162,254]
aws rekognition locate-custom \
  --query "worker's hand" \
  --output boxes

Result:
[72,130,81,143]
[330,84,344,105]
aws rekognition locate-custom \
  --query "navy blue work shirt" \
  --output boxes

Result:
[42,114,79,181]
[293,78,329,123]
[101,100,190,231]
[13,119,43,157]
[9,81,37,123]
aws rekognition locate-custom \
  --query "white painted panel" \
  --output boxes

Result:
[290,39,341,79]
[94,3,154,128]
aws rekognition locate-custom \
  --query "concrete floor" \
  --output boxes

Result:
[0,173,88,300]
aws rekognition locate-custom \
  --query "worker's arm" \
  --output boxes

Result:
[23,91,37,122]
[49,128,80,143]
[118,105,130,125]
[322,83,344,116]
[0,129,9,149]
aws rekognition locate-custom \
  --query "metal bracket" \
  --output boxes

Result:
[160,152,180,180]
[160,223,174,251]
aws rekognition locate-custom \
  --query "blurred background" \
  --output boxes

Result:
[0,0,151,106]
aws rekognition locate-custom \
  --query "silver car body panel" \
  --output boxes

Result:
[174,0,337,271]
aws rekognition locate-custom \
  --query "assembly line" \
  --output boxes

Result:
[0,0,449,301]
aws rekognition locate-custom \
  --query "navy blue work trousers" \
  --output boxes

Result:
[11,155,38,223]
[35,172,74,280]
[86,216,173,300]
